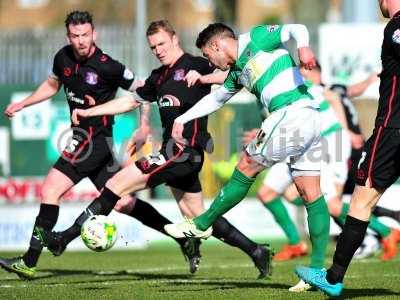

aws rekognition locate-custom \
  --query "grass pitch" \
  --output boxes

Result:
[0,241,399,300]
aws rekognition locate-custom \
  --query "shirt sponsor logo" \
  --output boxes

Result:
[173,69,185,81]
[393,29,400,44]
[66,88,85,104]
[85,72,98,85]
[158,94,181,107]
[123,68,134,80]
[63,67,72,77]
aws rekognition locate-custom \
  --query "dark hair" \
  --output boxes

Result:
[146,20,176,37]
[65,11,94,29]
[196,23,236,49]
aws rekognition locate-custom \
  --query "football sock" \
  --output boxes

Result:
[212,217,258,256]
[128,198,186,246]
[62,187,120,244]
[23,204,59,267]
[264,197,300,245]
[291,196,304,207]
[373,206,400,221]
[339,202,390,237]
[327,215,369,284]
[305,195,330,269]
[194,168,255,231]
[332,216,344,230]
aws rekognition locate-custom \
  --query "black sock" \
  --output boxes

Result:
[212,217,258,256]
[327,215,369,284]
[23,204,59,267]
[128,198,185,246]
[373,206,399,220]
[62,187,120,244]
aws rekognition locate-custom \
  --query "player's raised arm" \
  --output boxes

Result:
[185,70,228,87]
[4,76,60,118]
[71,94,141,125]
[281,24,316,70]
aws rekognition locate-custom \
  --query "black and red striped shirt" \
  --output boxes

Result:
[52,45,135,134]
[376,11,400,128]
[136,53,214,151]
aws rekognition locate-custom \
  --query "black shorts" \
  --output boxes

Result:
[135,144,204,193]
[53,131,120,190]
[355,126,400,190]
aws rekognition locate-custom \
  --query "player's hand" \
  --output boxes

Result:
[298,47,316,70]
[172,120,188,145]
[242,128,260,146]
[4,102,24,118]
[126,125,151,156]
[71,108,89,126]
[132,79,145,91]
[349,131,364,149]
[185,70,203,87]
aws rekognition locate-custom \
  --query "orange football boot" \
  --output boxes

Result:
[381,228,400,261]
[274,241,308,261]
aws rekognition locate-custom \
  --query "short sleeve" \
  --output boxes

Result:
[102,58,135,90]
[51,50,63,79]
[250,25,284,52]
[136,72,157,102]
[193,56,215,75]
[223,68,243,92]
[386,21,400,57]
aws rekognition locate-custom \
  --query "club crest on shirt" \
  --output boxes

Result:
[266,25,279,32]
[173,69,185,81]
[393,29,400,44]
[85,72,98,85]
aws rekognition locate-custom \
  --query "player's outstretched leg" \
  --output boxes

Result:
[41,187,121,255]
[165,168,255,238]
[212,217,273,278]
[0,204,59,280]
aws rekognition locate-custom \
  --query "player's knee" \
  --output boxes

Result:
[257,186,277,203]
[299,186,321,203]
[41,184,62,203]
[327,197,342,217]
[114,196,136,214]
[104,177,121,195]
[237,155,264,177]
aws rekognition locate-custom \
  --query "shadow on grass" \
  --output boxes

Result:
[17,269,290,292]
[340,288,400,299]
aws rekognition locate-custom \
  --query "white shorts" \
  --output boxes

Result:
[263,129,352,200]
[321,129,352,199]
[263,162,292,194]
[246,100,322,177]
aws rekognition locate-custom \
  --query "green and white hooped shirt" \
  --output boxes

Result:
[223,25,313,113]
[175,24,317,126]
[306,81,342,137]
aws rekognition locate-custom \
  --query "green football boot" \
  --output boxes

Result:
[0,256,36,280]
